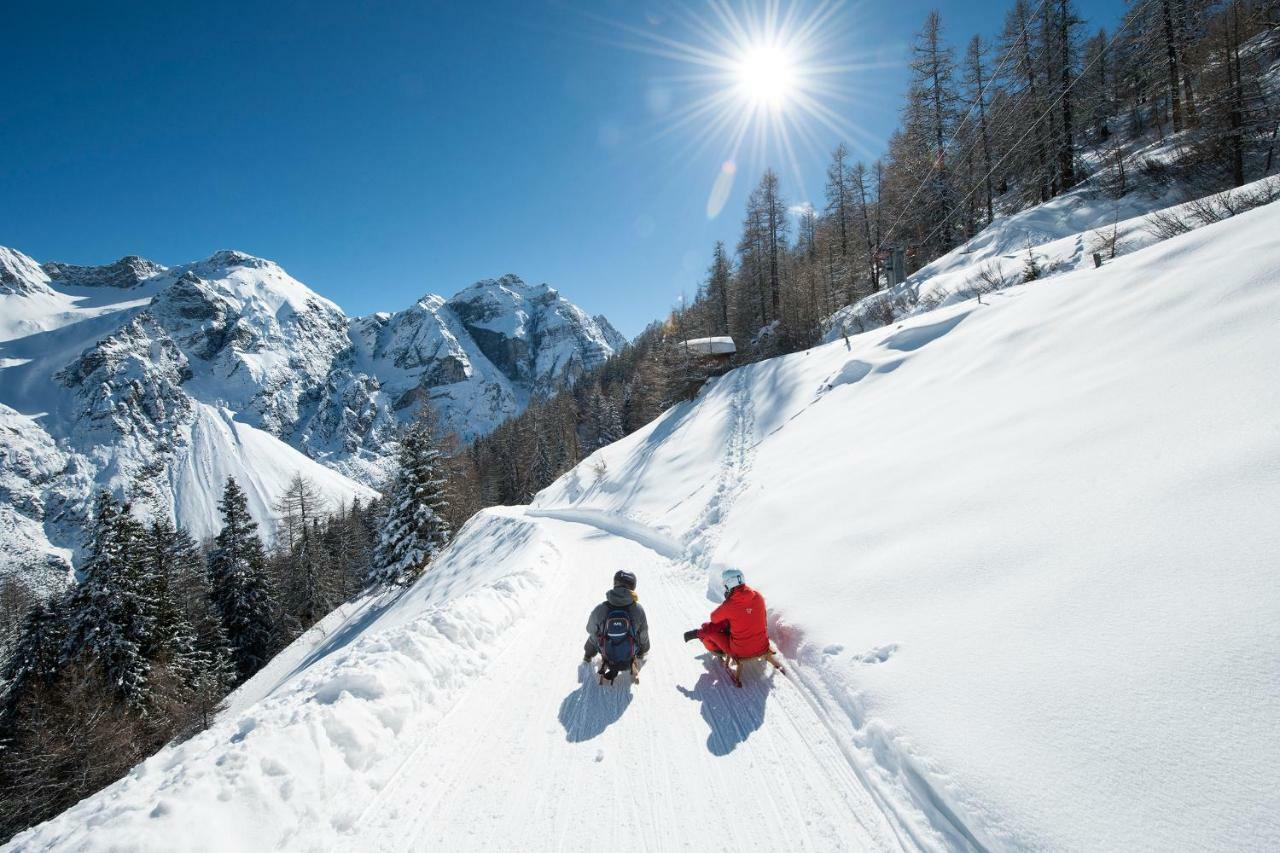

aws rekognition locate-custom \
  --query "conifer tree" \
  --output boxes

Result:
[705,242,733,336]
[825,143,856,294]
[909,10,960,253]
[61,492,153,706]
[963,35,997,223]
[208,478,277,681]
[370,415,451,587]
[140,517,197,669]
[587,389,625,450]
[275,474,336,629]
[0,599,66,728]
[173,524,236,723]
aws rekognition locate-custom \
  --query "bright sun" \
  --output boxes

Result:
[592,0,870,218]
[734,44,797,109]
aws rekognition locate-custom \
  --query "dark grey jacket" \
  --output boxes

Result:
[584,586,650,658]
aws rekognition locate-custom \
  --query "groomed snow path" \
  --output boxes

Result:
[354,510,933,852]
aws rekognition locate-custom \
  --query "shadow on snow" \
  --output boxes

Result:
[558,662,634,742]
[676,655,770,757]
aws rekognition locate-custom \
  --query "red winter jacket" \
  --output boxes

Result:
[703,584,770,658]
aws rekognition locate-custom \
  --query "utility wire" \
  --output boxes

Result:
[912,0,1154,254]
[879,0,1054,248]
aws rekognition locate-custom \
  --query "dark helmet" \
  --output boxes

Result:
[613,570,637,590]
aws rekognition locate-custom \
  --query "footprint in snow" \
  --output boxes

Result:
[594,749,605,763]
[854,644,899,664]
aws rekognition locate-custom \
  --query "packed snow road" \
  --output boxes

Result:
[352,510,926,853]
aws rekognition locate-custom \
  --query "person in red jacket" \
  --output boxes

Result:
[683,569,770,659]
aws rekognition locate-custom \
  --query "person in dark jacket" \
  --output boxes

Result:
[583,570,650,664]
[683,568,770,659]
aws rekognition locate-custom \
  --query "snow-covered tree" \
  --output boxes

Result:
[167,524,236,723]
[0,599,66,727]
[208,478,278,681]
[60,492,153,706]
[587,389,625,451]
[370,417,451,587]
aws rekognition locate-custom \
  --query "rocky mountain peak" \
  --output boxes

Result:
[0,246,53,296]
[0,244,624,583]
[42,255,165,289]
[198,249,273,271]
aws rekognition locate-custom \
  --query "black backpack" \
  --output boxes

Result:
[598,605,637,677]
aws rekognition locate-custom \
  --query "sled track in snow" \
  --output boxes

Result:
[528,504,990,853]
[351,512,907,852]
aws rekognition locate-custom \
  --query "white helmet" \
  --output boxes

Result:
[722,568,745,596]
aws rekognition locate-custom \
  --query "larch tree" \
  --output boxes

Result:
[274,473,335,629]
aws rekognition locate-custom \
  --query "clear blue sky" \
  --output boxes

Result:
[1,0,1120,336]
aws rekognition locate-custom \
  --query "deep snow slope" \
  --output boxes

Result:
[533,201,1280,849]
[0,249,621,586]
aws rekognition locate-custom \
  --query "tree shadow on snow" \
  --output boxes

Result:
[558,662,633,743]
[676,656,769,756]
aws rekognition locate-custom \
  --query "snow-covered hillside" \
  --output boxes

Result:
[0,249,623,588]
[826,153,1279,340]
[9,192,1278,851]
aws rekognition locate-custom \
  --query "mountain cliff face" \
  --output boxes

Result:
[0,247,54,297]
[0,246,625,589]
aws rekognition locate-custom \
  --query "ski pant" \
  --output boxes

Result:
[698,623,767,659]
[698,623,733,655]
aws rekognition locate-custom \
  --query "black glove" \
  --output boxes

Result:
[683,629,700,643]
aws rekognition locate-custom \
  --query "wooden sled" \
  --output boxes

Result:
[717,647,785,688]
[598,659,641,686]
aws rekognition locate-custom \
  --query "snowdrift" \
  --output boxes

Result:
[532,202,1280,849]
[6,508,559,851]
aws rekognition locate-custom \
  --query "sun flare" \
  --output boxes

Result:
[590,0,879,218]
[734,44,798,109]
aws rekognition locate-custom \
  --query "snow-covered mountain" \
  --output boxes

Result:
[10,189,1278,851]
[0,249,624,590]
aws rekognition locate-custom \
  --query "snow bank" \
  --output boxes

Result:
[5,508,558,852]
[533,201,1280,849]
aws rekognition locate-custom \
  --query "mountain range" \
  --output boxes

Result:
[0,246,625,594]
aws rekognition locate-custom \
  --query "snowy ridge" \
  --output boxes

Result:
[0,248,622,587]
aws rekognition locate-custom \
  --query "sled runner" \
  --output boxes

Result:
[714,647,785,688]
